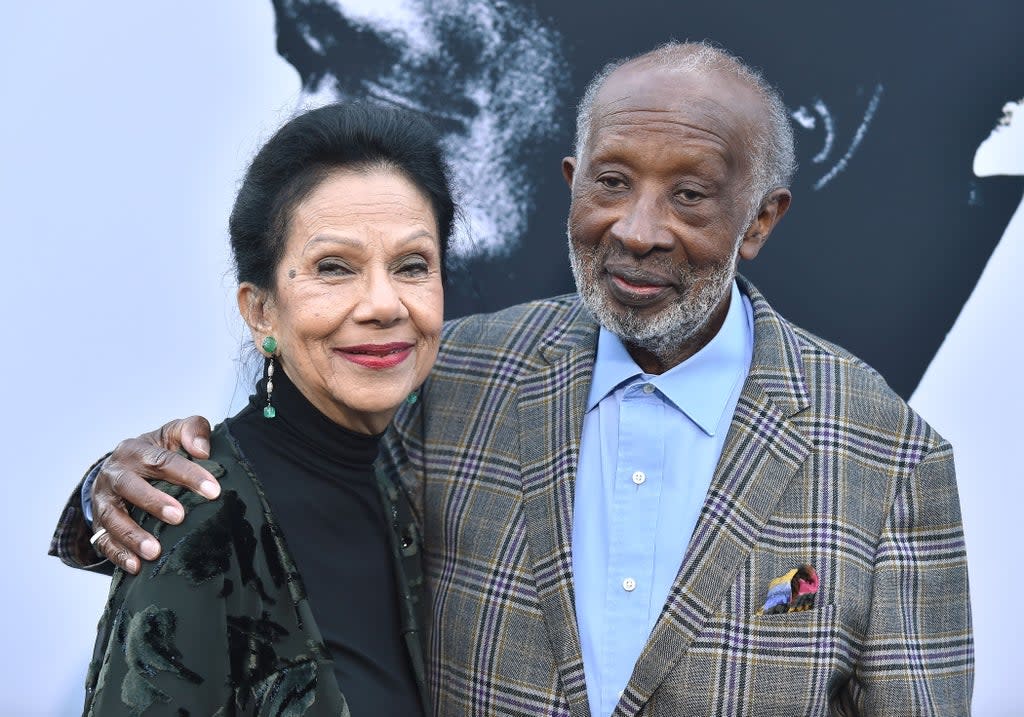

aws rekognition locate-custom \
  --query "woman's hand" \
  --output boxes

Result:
[91,416,219,574]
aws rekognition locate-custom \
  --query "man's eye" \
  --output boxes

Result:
[597,175,626,189]
[677,189,705,202]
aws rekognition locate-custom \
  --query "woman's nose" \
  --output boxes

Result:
[354,271,408,325]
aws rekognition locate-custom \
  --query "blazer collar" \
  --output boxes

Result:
[737,274,811,418]
[536,278,810,416]
[537,295,600,366]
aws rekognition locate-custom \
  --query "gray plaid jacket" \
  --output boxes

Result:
[380,277,973,716]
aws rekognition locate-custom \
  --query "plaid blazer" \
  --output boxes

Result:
[381,277,973,716]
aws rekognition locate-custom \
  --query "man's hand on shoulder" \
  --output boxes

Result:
[91,416,218,574]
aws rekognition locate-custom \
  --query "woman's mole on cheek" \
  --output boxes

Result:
[288,268,297,279]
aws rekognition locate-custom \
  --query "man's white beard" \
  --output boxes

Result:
[567,231,741,361]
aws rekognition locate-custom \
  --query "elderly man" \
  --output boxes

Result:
[52,42,972,715]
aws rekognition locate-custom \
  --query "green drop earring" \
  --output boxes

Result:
[406,390,419,405]
[262,336,278,419]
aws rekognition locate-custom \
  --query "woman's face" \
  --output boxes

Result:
[240,168,444,434]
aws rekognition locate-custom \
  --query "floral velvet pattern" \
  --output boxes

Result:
[83,425,350,716]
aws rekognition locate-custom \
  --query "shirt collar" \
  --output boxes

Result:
[586,281,753,436]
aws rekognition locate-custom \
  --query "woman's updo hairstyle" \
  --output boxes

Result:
[229,102,456,289]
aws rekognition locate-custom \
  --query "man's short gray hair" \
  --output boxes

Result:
[573,41,796,218]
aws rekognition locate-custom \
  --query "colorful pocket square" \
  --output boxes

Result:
[756,564,819,615]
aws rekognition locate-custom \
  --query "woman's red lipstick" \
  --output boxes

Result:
[335,342,413,369]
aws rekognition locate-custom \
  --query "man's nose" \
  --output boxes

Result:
[608,193,674,255]
[354,270,408,326]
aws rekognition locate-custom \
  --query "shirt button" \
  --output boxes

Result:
[622,577,637,592]
[642,383,655,394]
[632,471,646,485]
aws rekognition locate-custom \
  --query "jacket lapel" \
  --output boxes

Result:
[518,300,598,717]
[617,278,813,715]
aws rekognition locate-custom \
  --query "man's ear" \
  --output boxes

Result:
[562,156,577,188]
[739,188,792,261]
[237,283,274,348]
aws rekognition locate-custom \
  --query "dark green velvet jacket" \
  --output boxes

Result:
[81,422,427,716]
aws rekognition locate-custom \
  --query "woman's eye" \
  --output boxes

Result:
[317,259,353,276]
[397,258,430,276]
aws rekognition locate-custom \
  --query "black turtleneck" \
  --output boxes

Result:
[226,367,424,717]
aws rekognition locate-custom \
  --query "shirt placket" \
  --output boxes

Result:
[601,381,664,715]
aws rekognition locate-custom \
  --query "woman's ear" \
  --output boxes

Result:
[237,283,274,350]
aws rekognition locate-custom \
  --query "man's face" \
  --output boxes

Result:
[563,63,765,371]
[274,0,568,257]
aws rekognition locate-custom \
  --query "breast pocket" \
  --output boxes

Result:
[743,603,839,663]
[663,604,845,717]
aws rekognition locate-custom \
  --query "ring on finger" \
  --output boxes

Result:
[89,527,109,546]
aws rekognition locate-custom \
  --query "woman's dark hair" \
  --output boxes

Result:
[229,102,456,289]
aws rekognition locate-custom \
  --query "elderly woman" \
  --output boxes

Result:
[81,103,452,716]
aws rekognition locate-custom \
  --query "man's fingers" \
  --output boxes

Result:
[98,460,186,526]
[154,416,212,459]
[92,530,141,575]
[108,438,220,501]
[92,498,157,568]
[88,417,222,568]
[179,415,212,459]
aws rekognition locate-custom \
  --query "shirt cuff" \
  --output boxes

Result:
[80,462,103,527]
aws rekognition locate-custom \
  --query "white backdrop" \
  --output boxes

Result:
[1,3,298,714]
[910,99,1024,716]
[2,3,1019,715]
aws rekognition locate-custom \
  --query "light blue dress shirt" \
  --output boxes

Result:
[571,281,754,717]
